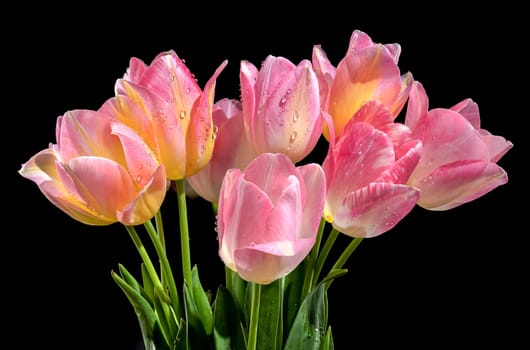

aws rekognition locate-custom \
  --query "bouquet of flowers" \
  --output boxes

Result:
[18,29,512,349]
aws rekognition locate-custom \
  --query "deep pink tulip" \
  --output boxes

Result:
[405,81,513,210]
[105,50,227,179]
[186,98,255,203]
[19,110,167,226]
[323,103,421,238]
[312,29,412,140]
[240,55,323,163]
[217,153,326,284]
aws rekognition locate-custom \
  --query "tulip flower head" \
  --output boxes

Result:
[217,153,326,284]
[19,110,167,226]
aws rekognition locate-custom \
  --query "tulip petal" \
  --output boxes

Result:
[243,153,303,204]
[234,237,315,285]
[450,98,480,129]
[377,140,422,184]
[312,45,336,111]
[334,183,419,238]
[265,177,303,244]
[416,160,509,210]
[118,165,167,225]
[480,134,513,163]
[328,45,402,138]
[68,156,136,219]
[298,163,326,237]
[405,81,429,135]
[186,60,228,176]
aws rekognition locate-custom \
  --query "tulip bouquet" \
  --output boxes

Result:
[19,29,512,349]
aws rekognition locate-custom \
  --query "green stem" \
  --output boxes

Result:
[247,282,261,350]
[175,179,193,288]
[331,237,363,271]
[313,228,340,288]
[144,220,182,318]
[155,210,165,249]
[124,225,164,295]
[301,218,327,299]
[225,266,233,292]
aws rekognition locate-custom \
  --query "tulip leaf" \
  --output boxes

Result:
[321,326,334,350]
[141,263,155,303]
[283,283,328,350]
[191,265,214,334]
[257,279,283,350]
[111,270,170,350]
[283,258,308,331]
[183,282,211,349]
[213,286,247,350]
[226,267,248,323]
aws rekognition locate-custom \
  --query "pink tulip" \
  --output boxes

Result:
[312,29,413,140]
[405,81,513,210]
[217,153,326,284]
[240,55,323,163]
[323,102,421,238]
[186,98,255,203]
[19,110,167,226]
[105,50,227,179]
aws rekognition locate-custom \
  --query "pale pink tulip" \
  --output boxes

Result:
[405,81,513,210]
[19,110,167,226]
[312,29,413,140]
[240,55,323,163]
[105,50,227,179]
[323,104,421,238]
[186,98,255,203]
[217,153,326,284]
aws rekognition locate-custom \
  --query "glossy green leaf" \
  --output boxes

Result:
[213,286,247,350]
[284,283,328,350]
[256,279,283,350]
[191,265,214,334]
[111,270,170,350]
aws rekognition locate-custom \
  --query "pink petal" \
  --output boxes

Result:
[480,134,514,163]
[333,183,419,238]
[328,45,402,138]
[312,45,336,111]
[404,81,429,135]
[68,156,136,219]
[243,153,303,204]
[377,140,422,184]
[118,165,167,225]
[326,122,394,209]
[265,177,303,244]
[261,60,322,162]
[389,72,414,116]
[120,57,148,85]
[411,108,490,182]
[347,30,375,52]
[450,98,480,129]
[233,237,315,284]
[416,160,509,211]
[298,163,326,237]
[240,60,259,141]
[186,60,228,176]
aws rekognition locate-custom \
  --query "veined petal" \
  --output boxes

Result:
[334,183,419,238]
[389,72,413,116]
[480,134,514,163]
[450,98,480,129]
[328,45,402,138]
[298,163,326,237]
[265,177,302,243]
[120,57,148,86]
[405,81,429,135]
[416,160,509,211]
[233,237,315,285]
[312,45,336,111]
[185,60,228,176]
[118,165,167,225]
[240,60,259,144]
[377,140,422,184]
[243,153,302,204]
[68,156,136,219]
[57,110,124,162]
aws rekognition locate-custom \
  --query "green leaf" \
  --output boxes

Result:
[111,270,170,350]
[227,268,248,323]
[256,279,283,350]
[141,263,155,303]
[320,326,334,350]
[319,269,348,286]
[283,283,328,350]
[283,258,307,332]
[183,282,211,349]
[191,265,214,334]
[213,286,247,350]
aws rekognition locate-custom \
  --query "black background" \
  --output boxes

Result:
[6,3,525,349]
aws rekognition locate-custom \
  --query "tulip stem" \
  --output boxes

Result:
[325,237,363,290]
[313,228,339,288]
[301,217,327,299]
[144,220,182,319]
[247,282,261,350]
[175,179,193,288]
[124,225,164,295]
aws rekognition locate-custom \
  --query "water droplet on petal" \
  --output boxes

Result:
[186,88,190,94]
[180,110,187,119]
[290,131,297,143]
[136,175,142,183]
[293,111,299,122]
